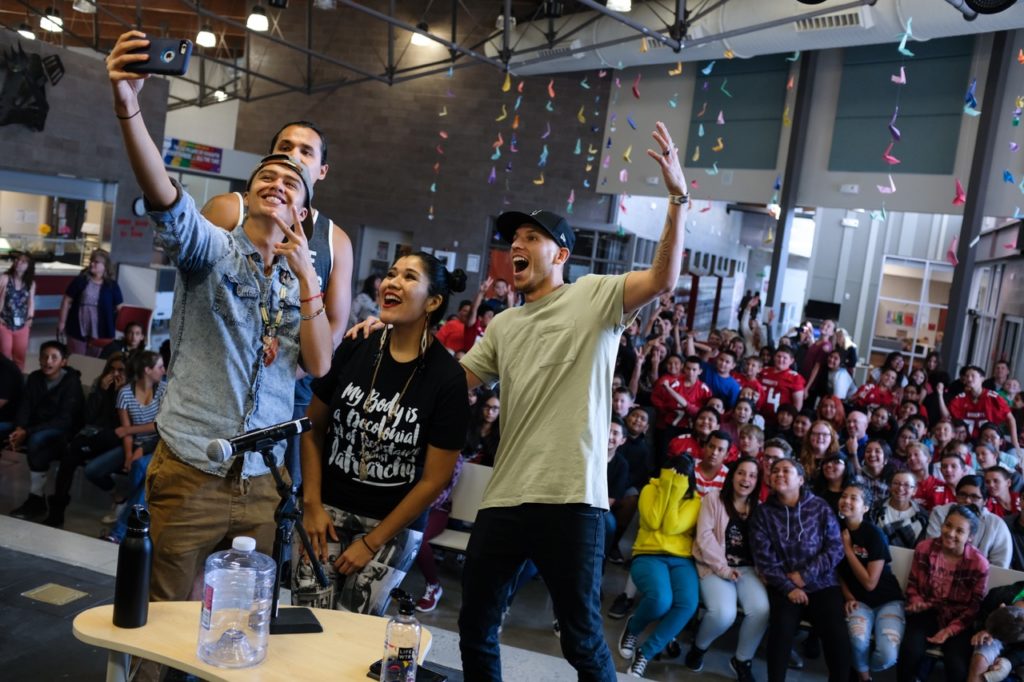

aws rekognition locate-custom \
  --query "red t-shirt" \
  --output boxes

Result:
[734,373,766,410]
[850,384,897,412]
[758,367,806,417]
[651,376,710,429]
[668,435,702,459]
[987,493,1023,518]
[915,477,956,511]
[948,390,1012,440]
[435,319,467,353]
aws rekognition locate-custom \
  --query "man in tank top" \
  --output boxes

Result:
[202,121,353,484]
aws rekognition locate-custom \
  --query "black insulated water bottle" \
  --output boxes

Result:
[112,504,153,628]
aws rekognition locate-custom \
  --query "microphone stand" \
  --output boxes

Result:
[258,443,328,634]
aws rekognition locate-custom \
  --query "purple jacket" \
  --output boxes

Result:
[750,489,843,595]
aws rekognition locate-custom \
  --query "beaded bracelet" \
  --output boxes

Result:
[301,306,326,321]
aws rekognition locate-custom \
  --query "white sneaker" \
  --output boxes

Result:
[101,501,126,524]
[628,651,649,678]
[618,617,638,659]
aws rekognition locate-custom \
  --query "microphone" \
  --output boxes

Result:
[206,417,312,463]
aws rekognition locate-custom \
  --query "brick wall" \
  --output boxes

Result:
[234,4,613,288]
[0,33,168,266]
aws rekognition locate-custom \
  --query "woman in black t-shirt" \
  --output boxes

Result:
[294,253,470,615]
[838,481,905,681]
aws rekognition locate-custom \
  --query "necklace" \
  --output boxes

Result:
[247,255,288,367]
[357,328,420,481]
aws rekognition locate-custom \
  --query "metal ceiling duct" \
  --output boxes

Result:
[488,0,1024,75]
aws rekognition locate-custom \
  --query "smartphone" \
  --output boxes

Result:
[124,38,193,76]
[366,659,447,682]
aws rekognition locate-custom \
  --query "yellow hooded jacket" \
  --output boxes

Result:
[631,468,702,558]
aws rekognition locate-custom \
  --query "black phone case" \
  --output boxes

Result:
[366,659,447,682]
[124,39,192,76]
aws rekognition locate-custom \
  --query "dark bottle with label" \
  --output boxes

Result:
[112,505,152,628]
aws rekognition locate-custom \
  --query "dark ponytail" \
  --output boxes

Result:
[408,252,467,326]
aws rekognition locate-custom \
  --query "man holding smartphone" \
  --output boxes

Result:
[106,29,333,655]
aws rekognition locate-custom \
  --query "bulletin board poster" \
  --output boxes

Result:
[162,138,223,174]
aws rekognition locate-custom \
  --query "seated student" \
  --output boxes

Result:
[694,430,732,496]
[926,419,957,465]
[800,419,840,480]
[44,353,128,528]
[897,398,925,431]
[976,443,1024,492]
[434,299,472,353]
[905,440,939,507]
[736,423,764,462]
[826,349,857,401]
[967,596,1024,682]
[941,365,1021,456]
[758,437,792,503]
[735,355,766,413]
[768,404,799,450]
[463,390,500,467]
[817,394,847,434]
[608,406,654,565]
[758,346,806,420]
[979,422,1021,472]
[738,387,767,430]
[919,447,970,511]
[605,417,631,561]
[841,410,869,470]
[752,458,851,681]
[870,470,930,549]
[985,465,1022,519]
[691,457,769,681]
[651,354,709,458]
[698,347,741,410]
[99,320,146,360]
[838,481,905,682]
[612,385,635,421]
[791,411,813,450]
[860,439,896,505]
[891,424,918,472]
[813,451,855,517]
[5,341,83,520]
[723,397,756,444]
[667,406,720,461]
[98,350,167,543]
[926,475,1013,568]
[851,369,900,413]
[897,504,988,682]
[866,406,896,444]
[617,455,701,678]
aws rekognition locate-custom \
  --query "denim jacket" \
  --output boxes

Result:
[147,184,302,477]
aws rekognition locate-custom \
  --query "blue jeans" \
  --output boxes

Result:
[83,447,129,492]
[695,566,770,661]
[22,427,67,472]
[458,504,616,682]
[108,453,154,542]
[628,554,700,660]
[847,600,904,674]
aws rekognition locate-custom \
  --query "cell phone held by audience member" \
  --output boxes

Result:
[124,38,192,76]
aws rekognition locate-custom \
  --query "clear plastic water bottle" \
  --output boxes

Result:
[196,536,276,668]
[381,589,421,682]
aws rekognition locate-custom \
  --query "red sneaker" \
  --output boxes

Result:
[415,582,443,612]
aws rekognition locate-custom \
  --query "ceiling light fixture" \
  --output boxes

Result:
[17,22,36,40]
[606,0,632,11]
[246,5,269,32]
[72,0,97,13]
[40,7,63,33]
[213,89,229,102]
[411,22,433,47]
[196,25,216,48]
[496,8,517,30]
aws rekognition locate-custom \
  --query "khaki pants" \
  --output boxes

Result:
[145,440,286,603]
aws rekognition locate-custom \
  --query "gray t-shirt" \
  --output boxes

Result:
[461,273,631,510]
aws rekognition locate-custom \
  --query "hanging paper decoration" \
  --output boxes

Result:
[632,73,642,99]
[501,72,511,92]
[574,138,581,155]
[717,110,725,125]
[627,115,638,130]
[496,105,508,122]
[619,169,628,182]
[580,76,590,89]
[952,178,966,205]
[1005,170,1015,184]
[786,51,800,62]
[701,61,715,76]
[705,162,719,175]
[547,79,556,98]
[692,146,701,162]
[889,107,901,141]
[898,17,915,57]
[877,174,896,194]
[577,105,586,124]
[724,49,735,59]
[438,106,447,117]
[712,137,725,152]
[533,172,545,185]
[668,62,682,76]
[487,167,496,184]
[698,123,705,138]
[720,79,732,98]
[623,145,632,163]
[882,143,901,165]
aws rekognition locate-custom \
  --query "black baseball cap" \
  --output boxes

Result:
[247,153,315,240]
[496,210,575,252]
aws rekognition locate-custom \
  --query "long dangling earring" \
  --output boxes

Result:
[420,317,430,356]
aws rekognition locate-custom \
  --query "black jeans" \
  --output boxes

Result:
[765,585,851,682]
[54,427,121,500]
[897,610,972,682]
[458,504,616,682]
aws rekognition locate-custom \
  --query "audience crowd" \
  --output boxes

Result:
[6,268,1024,681]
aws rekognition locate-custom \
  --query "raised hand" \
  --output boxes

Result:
[646,121,686,197]
[272,206,316,283]
[105,31,150,112]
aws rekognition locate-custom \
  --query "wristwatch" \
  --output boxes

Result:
[668,193,689,205]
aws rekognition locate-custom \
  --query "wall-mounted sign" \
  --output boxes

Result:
[162,138,223,174]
